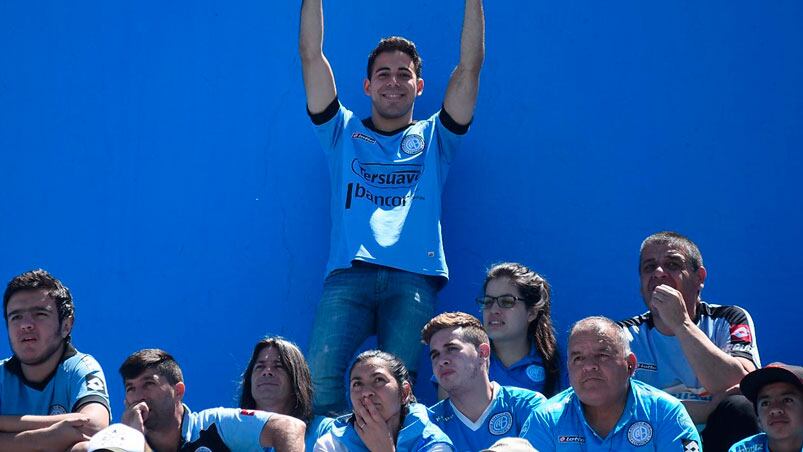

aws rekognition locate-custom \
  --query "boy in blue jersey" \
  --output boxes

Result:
[521,316,700,451]
[299,0,485,415]
[118,348,306,452]
[729,364,803,452]
[0,269,111,451]
[421,312,545,451]
[618,231,761,451]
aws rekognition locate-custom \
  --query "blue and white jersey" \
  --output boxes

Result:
[314,402,453,452]
[0,344,110,417]
[728,432,802,452]
[311,98,467,279]
[179,405,271,452]
[520,379,700,451]
[619,302,761,404]
[429,382,544,452]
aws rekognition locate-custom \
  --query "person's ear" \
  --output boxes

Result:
[60,315,74,339]
[401,381,412,404]
[174,381,186,401]
[626,353,637,376]
[479,342,491,359]
[416,77,424,96]
[363,78,371,96]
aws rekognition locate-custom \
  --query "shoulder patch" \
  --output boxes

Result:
[627,421,653,446]
[85,374,106,393]
[488,412,513,435]
[729,324,753,343]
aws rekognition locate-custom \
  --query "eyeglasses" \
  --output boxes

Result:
[476,295,526,309]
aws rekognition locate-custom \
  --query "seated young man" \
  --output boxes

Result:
[1,269,111,452]
[421,312,544,451]
[730,364,803,452]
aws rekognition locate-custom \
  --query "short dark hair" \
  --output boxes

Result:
[4,269,75,341]
[119,349,183,385]
[366,36,422,79]
[421,311,488,348]
[640,231,703,272]
[350,350,416,406]
[238,337,313,423]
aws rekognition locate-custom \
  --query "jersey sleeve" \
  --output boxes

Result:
[69,354,111,416]
[655,397,701,451]
[311,99,351,157]
[519,410,555,451]
[433,109,467,164]
[213,408,271,450]
[719,306,761,367]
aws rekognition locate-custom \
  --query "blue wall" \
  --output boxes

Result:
[2,1,801,415]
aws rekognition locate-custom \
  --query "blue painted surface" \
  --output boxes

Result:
[2,1,801,415]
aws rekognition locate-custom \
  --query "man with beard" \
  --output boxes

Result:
[300,0,485,416]
[118,348,305,452]
[521,317,700,451]
[619,231,762,451]
[0,269,111,451]
[421,312,544,451]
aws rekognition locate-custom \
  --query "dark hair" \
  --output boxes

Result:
[238,337,313,424]
[484,263,561,397]
[350,350,416,407]
[366,36,423,79]
[4,269,75,342]
[421,311,489,348]
[119,349,183,385]
[640,231,703,272]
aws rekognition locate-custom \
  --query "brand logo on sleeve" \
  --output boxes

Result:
[627,421,653,446]
[488,412,513,435]
[85,375,107,393]
[637,362,658,372]
[352,132,377,144]
[682,439,700,452]
[730,324,752,343]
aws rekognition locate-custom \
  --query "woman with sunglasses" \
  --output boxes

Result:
[315,350,453,452]
[239,336,334,451]
[476,262,562,397]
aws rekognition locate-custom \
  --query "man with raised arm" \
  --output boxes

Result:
[0,269,111,452]
[422,312,544,451]
[521,316,700,451]
[299,0,485,415]
[619,231,762,451]
[118,348,305,452]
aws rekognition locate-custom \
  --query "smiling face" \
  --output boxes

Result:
[250,346,293,414]
[757,382,803,444]
[363,50,424,126]
[349,358,408,424]
[482,277,536,344]
[568,327,635,409]
[5,289,71,371]
[639,243,706,317]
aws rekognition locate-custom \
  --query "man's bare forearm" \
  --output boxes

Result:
[444,0,485,125]
[675,320,754,393]
[299,0,336,113]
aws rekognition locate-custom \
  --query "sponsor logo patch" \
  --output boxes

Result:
[351,132,377,144]
[526,365,545,382]
[49,404,67,415]
[240,409,256,416]
[730,324,752,343]
[350,159,422,188]
[400,134,425,155]
[488,412,513,435]
[85,375,107,393]
[558,435,586,443]
[682,439,700,452]
[627,421,653,446]
[637,362,658,371]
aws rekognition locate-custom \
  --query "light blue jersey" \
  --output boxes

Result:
[179,405,270,451]
[314,402,453,452]
[729,432,803,452]
[521,379,700,451]
[429,382,545,452]
[312,100,466,279]
[0,344,110,417]
[619,302,760,405]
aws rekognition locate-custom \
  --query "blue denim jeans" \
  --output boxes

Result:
[307,262,441,416]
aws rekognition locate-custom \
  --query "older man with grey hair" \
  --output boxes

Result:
[521,316,700,451]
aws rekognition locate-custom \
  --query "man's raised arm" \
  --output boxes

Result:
[299,0,337,114]
[443,0,485,126]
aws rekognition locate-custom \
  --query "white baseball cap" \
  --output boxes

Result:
[88,423,146,452]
